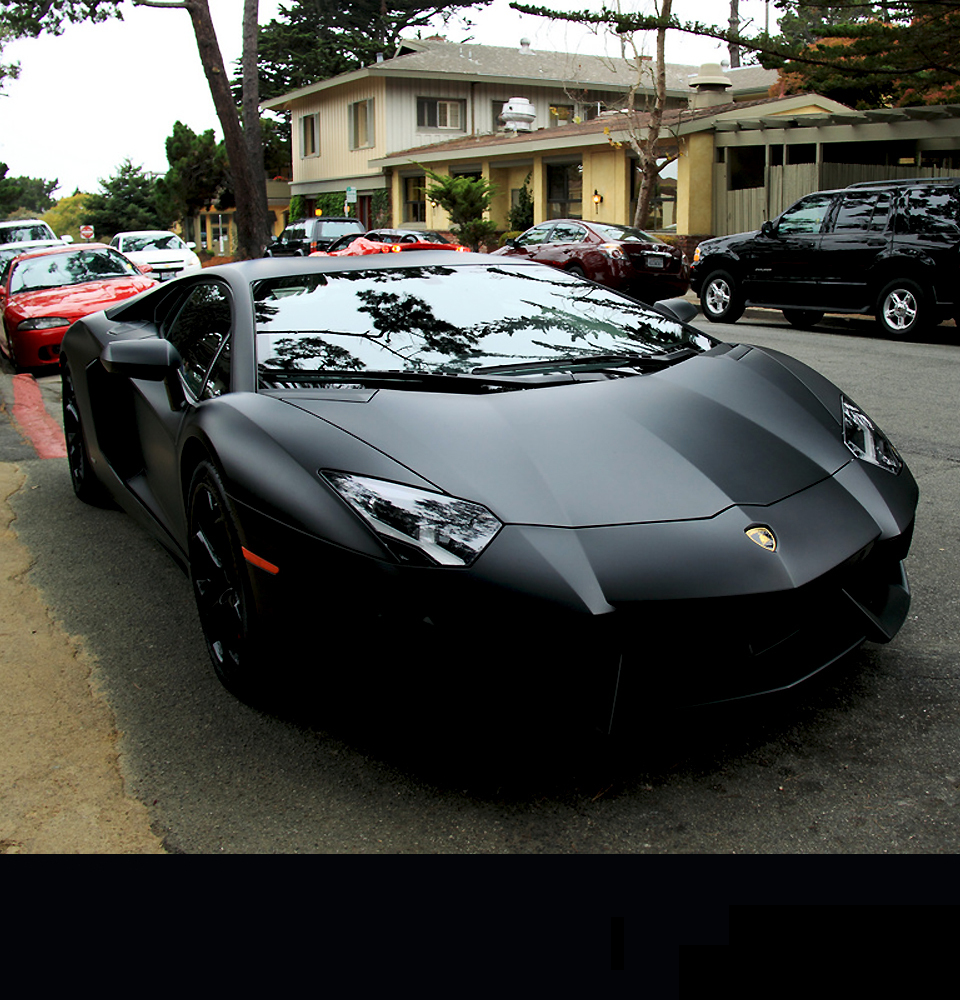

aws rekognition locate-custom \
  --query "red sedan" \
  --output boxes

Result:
[493,219,689,303]
[0,244,156,369]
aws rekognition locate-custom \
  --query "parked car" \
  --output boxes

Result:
[265,216,365,256]
[0,218,71,258]
[691,177,960,336]
[60,252,916,731]
[110,230,202,281]
[0,244,156,369]
[325,228,452,252]
[492,219,690,303]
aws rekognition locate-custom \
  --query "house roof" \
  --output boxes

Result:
[370,94,853,167]
[261,37,777,110]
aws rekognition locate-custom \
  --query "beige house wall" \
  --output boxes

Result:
[676,132,715,235]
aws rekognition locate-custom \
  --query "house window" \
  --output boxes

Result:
[546,162,583,219]
[300,114,319,157]
[417,98,465,131]
[349,98,374,150]
[549,104,574,126]
[404,175,426,223]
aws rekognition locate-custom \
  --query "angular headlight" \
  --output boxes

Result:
[841,397,902,474]
[18,317,70,330]
[322,471,502,567]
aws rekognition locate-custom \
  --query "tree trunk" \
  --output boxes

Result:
[728,0,741,68]
[184,0,264,259]
[242,0,271,250]
[633,0,671,228]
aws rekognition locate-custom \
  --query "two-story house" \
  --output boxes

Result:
[262,37,776,231]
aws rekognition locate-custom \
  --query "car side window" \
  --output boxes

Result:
[833,192,892,233]
[549,223,586,243]
[898,187,960,236]
[777,194,835,235]
[516,225,553,247]
[163,282,232,399]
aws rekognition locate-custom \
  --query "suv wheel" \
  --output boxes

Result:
[877,279,927,337]
[701,270,745,324]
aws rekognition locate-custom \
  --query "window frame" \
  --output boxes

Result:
[417,97,466,132]
[349,98,375,151]
[300,113,319,158]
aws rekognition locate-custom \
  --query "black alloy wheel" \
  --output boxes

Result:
[783,309,825,329]
[877,279,927,337]
[700,269,745,324]
[61,366,111,506]
[188,461,264,702]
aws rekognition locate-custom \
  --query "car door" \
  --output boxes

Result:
[130,279,233,544]
[816,190,893,310]
[532,221,589,270]
[741,192,835,306]
[500,223,556,260]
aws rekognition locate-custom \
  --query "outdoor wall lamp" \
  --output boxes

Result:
[593,189,603,211]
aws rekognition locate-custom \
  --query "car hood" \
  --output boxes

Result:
[12,276,156,317]
[281,347,852,527]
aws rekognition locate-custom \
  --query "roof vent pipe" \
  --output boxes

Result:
[688,63,733,109]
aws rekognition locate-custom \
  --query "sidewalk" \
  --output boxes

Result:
[0,371,164,853]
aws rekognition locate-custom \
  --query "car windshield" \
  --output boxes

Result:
[123,233,185,252]
[253,262,713,387]
[10,248,140,293]
[592,223,664,244]
[0,223,56,246]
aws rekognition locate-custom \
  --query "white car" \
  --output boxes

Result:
[110,230,202,281]
[0,218,72,259]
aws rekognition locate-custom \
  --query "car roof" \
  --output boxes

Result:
[115,230,178,237]
[10,242,112,263]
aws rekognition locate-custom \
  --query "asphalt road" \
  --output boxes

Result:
[3,307,959,853]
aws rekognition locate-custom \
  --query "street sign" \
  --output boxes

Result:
[79,225,94,240]
[345,187,357,203]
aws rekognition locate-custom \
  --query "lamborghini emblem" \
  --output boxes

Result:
[746,525,778,552]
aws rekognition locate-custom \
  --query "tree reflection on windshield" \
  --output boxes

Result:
[254,263,712,384]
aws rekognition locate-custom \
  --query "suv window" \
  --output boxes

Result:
[833,192,892,232]
[898,186,960,236]
[777,193,835,235]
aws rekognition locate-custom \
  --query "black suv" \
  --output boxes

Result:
[265,216,364,256]
[691,178,960,336]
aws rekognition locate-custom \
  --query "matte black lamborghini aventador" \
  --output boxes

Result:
[60,252,918,733]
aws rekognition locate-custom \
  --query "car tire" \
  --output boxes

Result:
[782,309,824,329]
[877,279,927,337]
[700,270,745,324]
[188,460,268,704]
[567,263,586,278]
[61,366,113,507]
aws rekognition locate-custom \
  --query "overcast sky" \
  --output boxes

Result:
[0,0,769,198]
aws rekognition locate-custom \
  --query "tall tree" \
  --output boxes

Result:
[157,121,230,221]
[84,160,166,235]
[1,1,270,258]
[511,1,960,104]
[0,165,59,217]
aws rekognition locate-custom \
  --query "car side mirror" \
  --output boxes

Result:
[186,241,197,250]
[761,220,776,237]
[100,338,185,410]
[506,238,520,248]
[651,298,699,325]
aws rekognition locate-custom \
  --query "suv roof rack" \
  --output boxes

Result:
[847,177,960,188]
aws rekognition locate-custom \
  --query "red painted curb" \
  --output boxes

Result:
[12,373,67,459]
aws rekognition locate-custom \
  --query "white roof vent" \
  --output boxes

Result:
[500,97,536,132]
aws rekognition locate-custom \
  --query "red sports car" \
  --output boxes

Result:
[0,244,156,369]
[493,219,689,303]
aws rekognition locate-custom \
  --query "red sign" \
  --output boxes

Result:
[80,225,94,240]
